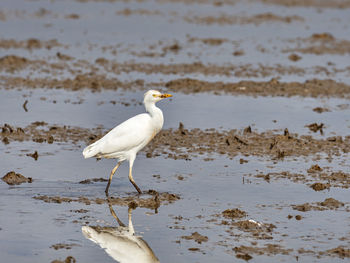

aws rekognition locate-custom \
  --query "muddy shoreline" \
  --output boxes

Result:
[2,122,350,161]
[1,0,350,262]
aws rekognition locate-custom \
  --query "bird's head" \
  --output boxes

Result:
[144,90,172,104]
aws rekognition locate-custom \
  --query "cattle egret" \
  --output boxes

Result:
[83,90,172,194]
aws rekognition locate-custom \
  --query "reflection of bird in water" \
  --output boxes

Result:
[83,90,172,194]
[82,198,160,263]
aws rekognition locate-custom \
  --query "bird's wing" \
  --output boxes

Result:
[98,113,153,155]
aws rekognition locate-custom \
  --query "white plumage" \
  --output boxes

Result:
[83,90,172,194]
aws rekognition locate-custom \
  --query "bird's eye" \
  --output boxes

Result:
[152,94,157,97]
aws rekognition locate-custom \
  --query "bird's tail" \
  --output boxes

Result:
[81,226,100,244]
[82,141,100,159]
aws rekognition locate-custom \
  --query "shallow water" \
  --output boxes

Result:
[1,88,350,262]
[1,0,350,262]
[1,88,350,136]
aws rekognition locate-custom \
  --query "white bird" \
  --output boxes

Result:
[83,90,172,194]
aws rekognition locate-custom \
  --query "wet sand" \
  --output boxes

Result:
[1,0,350,262]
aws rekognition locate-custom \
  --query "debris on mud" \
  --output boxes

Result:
[2,171,32,185]
[22,100,28,112]
[233,220,275,233]
[181,232,208,244]
[218,209,276,240]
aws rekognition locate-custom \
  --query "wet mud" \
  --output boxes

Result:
[3,122,350,163]
[33,190,180,210]
[1,0,350,262]
[0,38,63,50]
[165,78,350,98]
[255,164,350,189]
[284,33,350,55]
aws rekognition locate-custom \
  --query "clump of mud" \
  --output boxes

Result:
[2,171,32,185]
[313,107,330,113]
[319,198,345,209]
[310,182,330,191]
[234,244,292,256]
[79,178,108,184]
[292,198,345,212]
[181,232,208,244]
[51,256,76,263]
[288,53,302,61]
[320,246,350,258]
[307,164,323,173]
[26,151,39,160]
[0,55,29,72]
[236,253,253,260]
[233,220,276,237]
[217,208,275,240]
[222,208,247,219]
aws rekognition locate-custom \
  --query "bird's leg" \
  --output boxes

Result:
[129,165,142,194]
[105,162,121,194]
[128,207,135,235]
[105,191,126,227]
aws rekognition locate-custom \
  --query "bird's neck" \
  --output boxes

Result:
[145,102,164,130]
